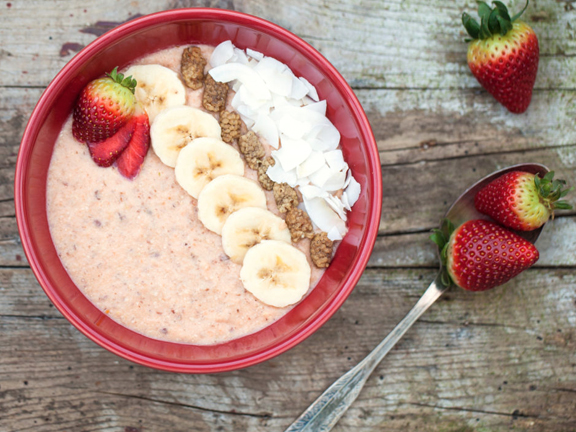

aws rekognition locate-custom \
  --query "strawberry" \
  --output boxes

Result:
[72,67,137,144]
[475,171,572,231]
[431,219,539,291]
[87,119,135,167]
[116,110,150,179]
[462,1,539,113]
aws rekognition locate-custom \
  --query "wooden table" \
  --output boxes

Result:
[2,1,576,431]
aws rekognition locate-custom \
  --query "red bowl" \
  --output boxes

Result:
[15,8,382,373]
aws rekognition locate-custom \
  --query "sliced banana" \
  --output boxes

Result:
[222,207,291,264]
[198,174,267,234]
[124,64,186,122]
[240,240,311,308]
[175,137,244,198]
[150,106,222,167]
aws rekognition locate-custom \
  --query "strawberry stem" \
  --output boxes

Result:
[534,171,573,212]
[430,219,456,287]
[462,0,529,40]
[106,66,137,94]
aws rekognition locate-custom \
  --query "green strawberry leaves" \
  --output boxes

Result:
[534,171,574,212]
[462,0,528,40]
[107,67,137,94]
[430,219,456,287]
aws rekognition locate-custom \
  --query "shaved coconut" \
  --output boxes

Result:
[327,226,343,241]
[252,114,279,149]
[323,169,348,192]
[299,184,328,200]
[314,122,341,151]
[303,196,347,236]
[210,40,235,67]
[325,150,347,171]
[209,63,271,101]
[255,57,294,97]
[247,48,264,61]
[299,77,319,101]
[303,100,327,116]
[276,114,312,140]
[273,137,312,171]
[267,160,298,187]
[233,85,273,113]
[233,48,250,65]
[290,76,309,100]
[324,194,347,220]
[341,192,351,211]
[309,164,334,188]
[297,151,325,178]
[344,175,361,208]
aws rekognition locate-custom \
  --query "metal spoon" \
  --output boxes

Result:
[285,163,549,432]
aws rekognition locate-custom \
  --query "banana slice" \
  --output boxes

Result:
[175,137,244,198]
[124,64,186,121]
[240,240,311,308]
[221,207,291,264]
[198,174,267,234]
[150,106,221,167]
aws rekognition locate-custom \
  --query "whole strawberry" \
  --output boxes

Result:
[72,67,137,144]
[462,1,539,113]
[475,170,572,231]
[431,219,539,291]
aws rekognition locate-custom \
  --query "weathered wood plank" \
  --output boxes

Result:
[1,0,575,89]
[1,268,575,431]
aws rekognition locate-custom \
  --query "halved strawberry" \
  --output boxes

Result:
[431,219,539,291]
[73,67,137,144]
[116,111,150,179]
[87,119,136,167]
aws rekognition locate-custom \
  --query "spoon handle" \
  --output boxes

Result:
[284,274,447,432]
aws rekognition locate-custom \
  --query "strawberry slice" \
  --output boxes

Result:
[116,111,150,179]
[87,119,135,167]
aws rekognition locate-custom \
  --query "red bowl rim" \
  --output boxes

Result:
[15,8,383,373]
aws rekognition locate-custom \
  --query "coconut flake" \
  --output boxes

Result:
[290,76,309,100]
[209,63,271,101]
[233,48,250,65]
[267,159,298,186]
[297,151,325,178]
[303,196,347,236]
[254,57,294,97]
[247,48,264,61]
[308,164,334,188]
[273,137,312,172]
[344,175,361,208]
[323,169,348,192]
[324,194,347,221]
[299,77,319,101]
[327,226,343,241]
[252,114,279,149]
[299,184,328,200]
[210,41,235,67]
[324,150,347,172]
[303,100,327,116]
[276,114,312,140]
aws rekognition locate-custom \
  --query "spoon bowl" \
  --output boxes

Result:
[285,163,549,432]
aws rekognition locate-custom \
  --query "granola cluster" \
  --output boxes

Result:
[181,46,206,90]
[273,183,299,214]
[219,110,242,143]
[238,131,266,170]
[310,232,334,268]
[203,74,229,112]
[257,157,276,191]
[285,208,314,243]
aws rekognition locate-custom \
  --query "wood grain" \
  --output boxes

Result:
[1,0,576,431]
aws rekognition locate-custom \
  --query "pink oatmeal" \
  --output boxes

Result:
[46,46,324,345]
